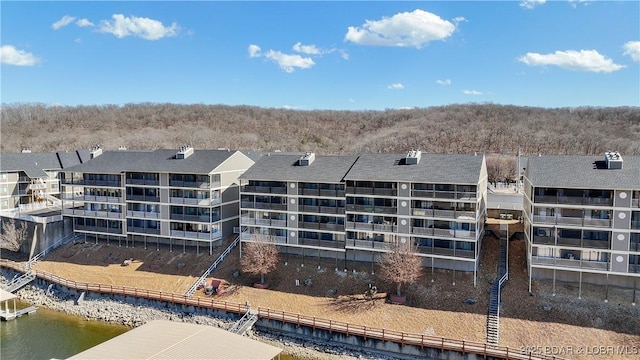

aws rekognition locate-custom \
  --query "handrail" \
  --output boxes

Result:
[26,233,82,270]
[184,235,240,297]
[0,260,558,360]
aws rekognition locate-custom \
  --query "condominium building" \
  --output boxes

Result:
[239,151,488,284]
[344,151,487,283]
[0,149,89,212]
[523,152,640,290]
[61,146,254,254]
[238,153,357,257]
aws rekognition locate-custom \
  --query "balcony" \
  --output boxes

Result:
[240,233,287,244]
[583,197,613,206]
[126,179,159,186]
[128,227,161,235]
[532,235,554,245]
[345,239,390,250]
[531,256,608,271]
[557,237,581,247]
[319,206,344,214]
[632,220,640,230]
[415,246,475,259]
[534,195,557,204]
[84,195,122,203]
[350,187,374,195]
[630,264,640,274]
[300,205,319,213]
[126,211,160,219]
[298,238,345,249]
[300,188,319,196]
[170,230,218,240]
[583,218,611,227]
[434,191,456,199]
[412,209,433,216]
[75,225,123,234]
[169,214,213,222]
[126,195,160,203]
[433,209,455,218]
[456,192,477,200]
[241,185,286,194]
[168,180,210,189]
[632,199,639,208]
[373,223,396,232]
[373,188,397,196]
[412,227,433,236]
[346,221,373,231]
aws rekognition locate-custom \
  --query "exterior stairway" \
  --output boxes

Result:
[487,228,509,345]
[228,309,259,336]
[4,272,36,293]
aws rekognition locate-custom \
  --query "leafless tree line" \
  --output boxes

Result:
[1,103,638,157]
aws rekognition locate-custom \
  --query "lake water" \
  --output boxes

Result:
[0,302,129,360]
[0,302,301,360]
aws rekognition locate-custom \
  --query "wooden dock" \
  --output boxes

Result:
[0,305,37,321]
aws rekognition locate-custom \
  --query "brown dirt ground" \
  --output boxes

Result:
[19,233,640,359]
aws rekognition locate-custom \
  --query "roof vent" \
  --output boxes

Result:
[298,152,315,166]
[405,150,421,165]
[176,145,194,159]
[21,148,31,153]
[604,151,623,170]
[90,145,102,158]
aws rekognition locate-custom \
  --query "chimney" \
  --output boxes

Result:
[298,152,315,166]
[405,150,422,165]
[604,152,623,170]
[90,145,103,158]
[176,145,194,159]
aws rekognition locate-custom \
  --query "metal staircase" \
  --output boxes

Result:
[184,235,240,297]
[228,309,259,336]
[487,228,509,345]
[4,272,36,292]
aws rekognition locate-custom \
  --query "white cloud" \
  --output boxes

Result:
[76,18,94,27]
[345,9,458,48]
[623,41,640,62]
[348,98,355,103]
[518,49,625,73]
[52,15,76,30]
[462,90,482,95]
[387,83,404,90]
[248,44,261,58]
[98,14,179,40]
[264,50,315,73]
[339,50,349,60]
[520,0,546,9]
[293,42,321,55]
[0,45,40,66]
[436,79,451,85]
[569,0,592,8]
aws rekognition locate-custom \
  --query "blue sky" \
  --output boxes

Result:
[1,1,639,110]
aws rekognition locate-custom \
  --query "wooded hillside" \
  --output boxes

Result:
[1,103,638,156]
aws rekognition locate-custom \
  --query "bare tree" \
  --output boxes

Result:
[0,218,28,252]
[240,234,279,285]
[377,242,422,297]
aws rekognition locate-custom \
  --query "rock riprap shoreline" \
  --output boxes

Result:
[1,271,396,360]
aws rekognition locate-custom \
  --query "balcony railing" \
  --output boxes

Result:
[632,199,639,208]
[319,206,345,214]
[169,214,213,222]
[345,239,390,250]
[83,195,122,203]
[533,215,611,228]
[373,223,396,232]
[300,188,319,196]
[126,211,160,219]
[126,195,160,202]
[241,185,286,194]
[531,256,608,271]
[126,179,159,186]
[298,239,345,249]
[346,221,373,231]
[532,235,554,245]
[128,227,160,235]
[629,264,640,274]
[168,180,210,189]
[300,205,319,213]
[75,225,123,234]
[415,246,475,259]
[64,179,122,187]
[240,233,287,244]
[170,230,218,240]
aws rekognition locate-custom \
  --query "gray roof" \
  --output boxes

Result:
[65,149,237,174]
[240,154,358,183]
[64,151,150,174]
[125,149,236,174]
[525,155,640,190]
[68,320,282,360]
[56,150,88,169]
[343,153,485,185]
[1,150,90,178]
